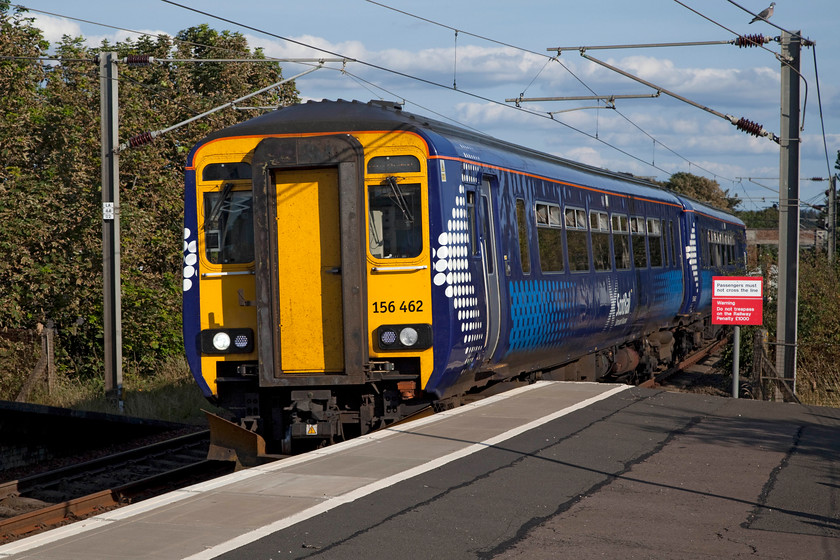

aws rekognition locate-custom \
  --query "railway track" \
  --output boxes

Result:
[640,336,730,390]
[0,430,234,543]
[0,338,730,545]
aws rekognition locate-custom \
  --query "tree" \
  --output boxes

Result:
[0,2,50,326]
[736,206,779,229]
[0,5,300,380]
[665,172,740,211]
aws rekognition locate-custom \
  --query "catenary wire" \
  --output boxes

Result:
[671,0,835,205]
[156,0,681,176]
[14,2,788,194]
[725,0,803,39]
[811,45,836,186]
[672,0,811,132]
[15,1,740,184]
[363,0,736,182]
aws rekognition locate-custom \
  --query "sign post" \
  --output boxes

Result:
[712,277,764,398]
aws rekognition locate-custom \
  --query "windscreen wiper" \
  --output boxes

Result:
[205,182,234,229]
[385,176,414,224]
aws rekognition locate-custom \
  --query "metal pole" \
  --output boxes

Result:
[775,31,801,397]
[548,39,760,52]
[581,53,727,121]
[732,326,740,399]
[829,174,836,263]
[100,52,123,407]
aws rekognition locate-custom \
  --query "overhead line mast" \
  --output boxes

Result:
[97,53,335,403]
[543,38,780,143]
[544,32,808,398]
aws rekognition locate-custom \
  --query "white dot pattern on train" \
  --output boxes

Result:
[183,227,197,292]
[433,183,484,355]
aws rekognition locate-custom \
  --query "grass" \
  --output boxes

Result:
[3,349,221,426]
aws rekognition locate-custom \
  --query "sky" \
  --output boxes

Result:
[13,0,840,211]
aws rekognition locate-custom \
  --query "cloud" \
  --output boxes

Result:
[31,13,82,44]
[562,146,605,168]
[247,34,370,61]
[31,13,172,50]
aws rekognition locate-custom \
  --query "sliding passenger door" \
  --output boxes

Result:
[478,177,501,360]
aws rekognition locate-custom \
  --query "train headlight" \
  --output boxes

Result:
[212,332,231,351]
[200,328,254,354]
[399,327,419,347]
[375,324,432,352]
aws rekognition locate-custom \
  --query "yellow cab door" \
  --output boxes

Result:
[273,168,344,372]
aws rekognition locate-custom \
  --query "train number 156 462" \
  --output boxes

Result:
[372,300,424,314]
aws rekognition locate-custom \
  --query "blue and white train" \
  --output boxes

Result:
[183,99,746,451]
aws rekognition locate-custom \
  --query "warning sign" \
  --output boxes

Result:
[712,276,764,326]
[306,424,318,436]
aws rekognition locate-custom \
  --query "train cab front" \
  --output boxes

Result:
[185,131,436,454]
[252,134,435,450]
[182,151,261,443]
[363,149,436,425]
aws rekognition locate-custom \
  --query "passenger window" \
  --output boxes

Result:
[566,207,589,272]
[481,195,494,274]
[713,231,723,267]
[647,218,663,267]
[590,211,611,271]
[467,191,478,256]
[368,180,422,259]
[203,187,254,264]
[536,202,564,272]
[612,214,631,270]
[631,216,648,269]
[516,199,531,274]
[669,221,678,265]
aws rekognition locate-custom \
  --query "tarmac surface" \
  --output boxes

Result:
[2,381,839,560]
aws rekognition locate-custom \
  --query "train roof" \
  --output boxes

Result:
[680,197,745,227]
[197,99,658,189]
[193,99,743,225]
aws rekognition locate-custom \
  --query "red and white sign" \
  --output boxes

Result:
[712,276,764,325]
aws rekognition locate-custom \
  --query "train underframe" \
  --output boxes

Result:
[212,315,721,457]
[215,373,434,455]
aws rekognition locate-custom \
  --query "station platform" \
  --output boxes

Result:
[2,381,839,559]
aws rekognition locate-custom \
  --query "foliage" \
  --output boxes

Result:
[0,5,299,383]
[781,256,840,405]
[736,206,779,229]
[725,256,840,406]
[664,172,740,211]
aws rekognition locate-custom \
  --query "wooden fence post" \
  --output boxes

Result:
[14,322,56,402]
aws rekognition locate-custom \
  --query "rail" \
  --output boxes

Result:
[0,430,233,543]
[640,336,730,389]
